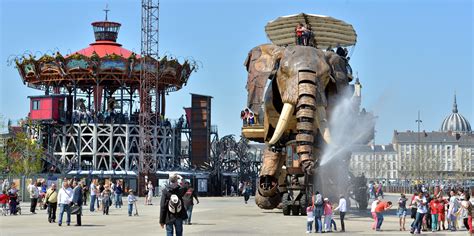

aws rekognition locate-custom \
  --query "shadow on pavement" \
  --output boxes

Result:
[189,223,217,226]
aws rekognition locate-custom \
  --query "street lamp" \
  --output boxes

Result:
[415,110,422,183]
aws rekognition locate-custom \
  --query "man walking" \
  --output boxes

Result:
[89,180,97,212]
[410,192,427,234]
[159,174,188,236]
[28,180,39,214]
[334,195,347,232]
[72,181,83,226]
[57,181,73,226]
[183,182,199,225]
[114,180,123,208]
[45,183,58,223]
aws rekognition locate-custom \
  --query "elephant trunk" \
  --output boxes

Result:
[255,149,285,209]
[296,71,318,175]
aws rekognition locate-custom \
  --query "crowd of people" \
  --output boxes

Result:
[368,186,474,234]
[305,192,347,233]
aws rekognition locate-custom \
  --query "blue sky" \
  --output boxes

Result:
[0,0,472,144]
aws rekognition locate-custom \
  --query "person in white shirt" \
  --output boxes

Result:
[89,180,97,212]
[28,181,40,214]
[127,190,137,216]
[410,192,427,234]
[370,198,380,230]
[57,181,73,226]
[334,195,347,232]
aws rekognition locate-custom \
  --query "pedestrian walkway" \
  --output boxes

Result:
[0,195,469,235]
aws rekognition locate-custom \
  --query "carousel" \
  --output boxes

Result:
[14,16,196,176]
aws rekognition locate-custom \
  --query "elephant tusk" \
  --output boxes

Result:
[322,127,331,144]
[268,103,294,145]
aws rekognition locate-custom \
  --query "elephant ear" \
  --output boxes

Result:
[245,44,283,113]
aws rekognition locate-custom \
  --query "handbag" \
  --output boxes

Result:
[71,204,81,215]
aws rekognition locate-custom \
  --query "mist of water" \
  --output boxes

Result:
[319,89,374,166]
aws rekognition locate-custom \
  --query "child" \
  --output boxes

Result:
[430,196,439,232]
[127,190,137,216]
[323,198,333,232]
[437,194,447,230]
[0,190,9,215]
[306,206,314,233]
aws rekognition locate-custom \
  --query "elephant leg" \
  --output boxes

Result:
[255,148,285,209]
[296,71,318,175]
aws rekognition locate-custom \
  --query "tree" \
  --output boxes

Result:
[5,127,44,177]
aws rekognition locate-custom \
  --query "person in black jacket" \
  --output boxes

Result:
[71,181,83,226]
[182,182,199,225]
[159,174,188,236]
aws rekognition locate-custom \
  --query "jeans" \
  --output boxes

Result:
[30,197,38,213]
[376,212,384,230]
[58,203,71,225]
[90,195,96,212]
[431,214,438,231]
[314,216,322,232]
[340,211,346,231]
[166,218,183,236]
[411,212,425,233]
[324,215,332,232]
[186,205,193,224]
[449,213,457,230]
[115,194,122,208]
[128,203,133,216]
[48,202,57,222]
[103,199,110,215]
[307,221,313,232]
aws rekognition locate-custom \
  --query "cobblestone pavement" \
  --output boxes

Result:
[0,193,470,236]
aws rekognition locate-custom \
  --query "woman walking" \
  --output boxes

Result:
[397,193,408,231]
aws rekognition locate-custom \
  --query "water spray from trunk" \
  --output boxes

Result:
[319,89,374,166]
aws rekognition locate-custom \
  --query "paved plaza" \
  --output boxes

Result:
[0,193,470,236]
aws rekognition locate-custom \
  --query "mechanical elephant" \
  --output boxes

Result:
[244,44,352,209]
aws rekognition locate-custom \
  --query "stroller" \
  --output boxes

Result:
[8,193,21,215]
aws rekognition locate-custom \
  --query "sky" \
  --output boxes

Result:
[0,0,472,144]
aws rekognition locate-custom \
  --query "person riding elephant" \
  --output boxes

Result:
[244,44,352,210]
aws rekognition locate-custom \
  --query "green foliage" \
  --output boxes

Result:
[5,128,44,176]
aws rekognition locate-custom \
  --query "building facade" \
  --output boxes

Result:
[350,95,473,182]
[350,144,398,180]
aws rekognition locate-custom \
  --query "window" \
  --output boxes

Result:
[32,100,40,110]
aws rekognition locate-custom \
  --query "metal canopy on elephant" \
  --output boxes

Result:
[265,13,357,48]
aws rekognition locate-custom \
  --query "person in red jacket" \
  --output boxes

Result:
[429,197,439,232]
[437,195,448,230]
[0,190,9,213]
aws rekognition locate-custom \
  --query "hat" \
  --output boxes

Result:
[324,197,329,201]
[129,189,134,193]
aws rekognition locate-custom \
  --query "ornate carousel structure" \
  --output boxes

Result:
[14,10,196,180]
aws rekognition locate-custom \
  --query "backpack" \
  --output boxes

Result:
[315,194,323,206]
[168,194,182,214]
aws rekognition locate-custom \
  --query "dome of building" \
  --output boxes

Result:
[440,94,472,133]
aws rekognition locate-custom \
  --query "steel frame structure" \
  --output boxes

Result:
[139,0,161,173]
[31,123,181,173]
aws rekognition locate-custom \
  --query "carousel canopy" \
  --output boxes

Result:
[14,18,196,93]
[265,13,357,48]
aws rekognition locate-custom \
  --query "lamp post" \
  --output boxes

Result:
[415,110,422,183]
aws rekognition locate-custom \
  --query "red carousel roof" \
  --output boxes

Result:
[70,40,136,58]
[67,21,137,58]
